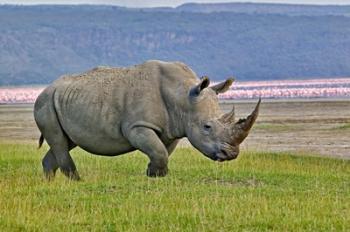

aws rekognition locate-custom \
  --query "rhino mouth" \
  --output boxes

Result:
[212,147,238,162]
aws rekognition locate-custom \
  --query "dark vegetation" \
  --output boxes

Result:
[0,3,350,85]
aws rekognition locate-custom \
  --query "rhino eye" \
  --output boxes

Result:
[204,124,212,130]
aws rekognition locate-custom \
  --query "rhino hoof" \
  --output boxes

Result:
[61,169,81,181]
[44,170,56,181]
[146,165,168,177]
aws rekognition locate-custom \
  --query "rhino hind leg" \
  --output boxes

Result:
[35,92,80,181]
[42,142,78,181]
[42,134,80,181]
[42,149,59,180]
[42,130,80,181]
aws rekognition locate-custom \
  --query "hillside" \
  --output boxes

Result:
[175,3,350,16]
[0,4,349,85]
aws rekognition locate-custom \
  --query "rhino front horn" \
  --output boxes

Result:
[232,98,261,143]
[240,98,261,131]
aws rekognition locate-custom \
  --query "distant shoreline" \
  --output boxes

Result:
[1,97,349,107]
[220,97,350,103]
[1,78,350,104]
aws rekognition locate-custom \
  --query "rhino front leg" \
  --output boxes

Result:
[166,139,179,156]
[127,127,169,177]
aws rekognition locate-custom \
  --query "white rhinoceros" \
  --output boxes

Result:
[34,60,260,180]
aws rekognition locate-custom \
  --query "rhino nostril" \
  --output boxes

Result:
[220,149,229,157]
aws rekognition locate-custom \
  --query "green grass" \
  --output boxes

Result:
[254,123,296,132]
[334,123,350,130]
[0,143,349,231]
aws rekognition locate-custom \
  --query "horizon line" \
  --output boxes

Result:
[1,1,350,8]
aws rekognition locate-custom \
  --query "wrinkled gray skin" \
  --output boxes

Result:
[34,60,260,180]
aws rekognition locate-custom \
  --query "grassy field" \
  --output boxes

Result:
[0,143,349,231]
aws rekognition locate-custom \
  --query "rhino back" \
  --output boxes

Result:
[51,61,179,155]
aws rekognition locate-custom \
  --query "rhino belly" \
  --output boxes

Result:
[61,115,134,156]
[54,87,134,156]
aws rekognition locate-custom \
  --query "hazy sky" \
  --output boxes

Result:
[1,0,350,7]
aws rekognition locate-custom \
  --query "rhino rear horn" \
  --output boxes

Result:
[219,105,235,124]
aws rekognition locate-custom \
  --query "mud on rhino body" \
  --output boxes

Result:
[34,60,260,180]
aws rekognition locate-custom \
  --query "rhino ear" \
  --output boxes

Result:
[210,77,234,94]
[189,76,210,97]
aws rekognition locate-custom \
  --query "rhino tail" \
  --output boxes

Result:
[38,134,44,149]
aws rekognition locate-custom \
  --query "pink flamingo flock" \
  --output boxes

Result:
[1,78,350,104]
[219,78,350,100]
